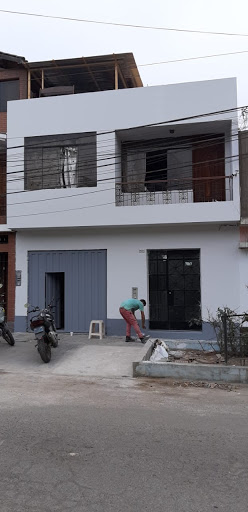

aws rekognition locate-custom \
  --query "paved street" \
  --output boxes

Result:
[0,368,248,512]
[0,334,146,378]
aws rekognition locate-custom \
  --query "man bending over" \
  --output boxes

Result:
[119,298,150,344]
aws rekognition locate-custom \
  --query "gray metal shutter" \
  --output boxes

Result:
[28,250,107,332]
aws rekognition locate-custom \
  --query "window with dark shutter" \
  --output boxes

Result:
[0,80,19,112]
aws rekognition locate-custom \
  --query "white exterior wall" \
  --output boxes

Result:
[15,225,242,324]
[238,250,248,312]
[6,77,239,230]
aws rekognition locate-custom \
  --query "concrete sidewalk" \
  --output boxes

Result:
[0,333,146,378]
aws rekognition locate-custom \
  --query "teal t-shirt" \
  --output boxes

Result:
[120,299,144,312]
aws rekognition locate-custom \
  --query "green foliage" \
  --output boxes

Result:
[208,307,248,357]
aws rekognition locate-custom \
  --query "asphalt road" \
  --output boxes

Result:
[0,373,248,512]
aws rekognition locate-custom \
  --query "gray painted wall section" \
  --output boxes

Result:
[28,250,107,332]
[15,316,216,342]
[107,319,216,340]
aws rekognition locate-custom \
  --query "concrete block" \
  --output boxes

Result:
[133,361,248,383]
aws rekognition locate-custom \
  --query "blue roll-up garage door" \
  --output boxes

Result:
[28,250,107,332]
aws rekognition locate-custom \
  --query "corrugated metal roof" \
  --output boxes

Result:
[0,51,27,65]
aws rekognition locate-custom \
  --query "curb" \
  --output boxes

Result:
[133,340,248,383]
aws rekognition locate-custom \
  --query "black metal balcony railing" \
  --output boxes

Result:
[115,176,233,206]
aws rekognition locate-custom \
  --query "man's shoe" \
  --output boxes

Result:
[140,335,150,344]
[125,336,136,342]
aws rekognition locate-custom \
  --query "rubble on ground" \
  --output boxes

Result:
[149,339,247,366]
[168,349,225,364]
[171,380,238,391]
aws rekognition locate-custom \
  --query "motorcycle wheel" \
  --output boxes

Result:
[37,339,51,363]
[2,327,15,346]
[48,331,58,348]
[53,337,58,348]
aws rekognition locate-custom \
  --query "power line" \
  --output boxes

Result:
[7,147,239,196]
[8,200,116,218]
[139,50,248,67]
[8,169,238,218]
[5,128,241,190]
[13,48,248,85]
[6,104,242,153]
[5,132,239,186]
[1,9,248,38]
[6,146,242,206]
[3,108,242,206]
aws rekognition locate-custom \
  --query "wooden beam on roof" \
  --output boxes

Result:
[30,70,44,93]
[29,60,125,72]
[27,70,31,99]
[114,61,118,90]
[117,64,127,88]
[50,59,71,86]
[82,57,101,91]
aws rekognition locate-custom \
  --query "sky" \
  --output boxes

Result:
[1,0,248,107]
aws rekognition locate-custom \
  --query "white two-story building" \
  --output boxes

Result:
[6,76,242,339]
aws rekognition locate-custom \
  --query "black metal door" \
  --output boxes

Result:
[149,250,201,330]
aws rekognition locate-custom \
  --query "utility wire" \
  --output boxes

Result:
[14,48,248,83]
[3,108,242,202]
[6,143,239,187]
[6,149,241,205]
[5,133,239,186]
[140,50,248,67]
[1,9,248,38]
[5,104,242,152]
[5,127,240,169]
[5,131,241,188]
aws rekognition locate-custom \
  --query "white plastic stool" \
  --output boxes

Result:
[88,320,105,340]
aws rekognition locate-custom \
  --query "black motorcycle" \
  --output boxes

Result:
[28,302,58,363]
[0,305,15,346]
[0,285,15,346]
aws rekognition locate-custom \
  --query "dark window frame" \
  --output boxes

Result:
[24,132,97,191]
[0,79,19,112]
[121,133,225,194]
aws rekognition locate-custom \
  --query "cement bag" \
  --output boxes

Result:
[150,344,169,362]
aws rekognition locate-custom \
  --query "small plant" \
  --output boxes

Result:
[207,307,248,357]
[189,306,248,357]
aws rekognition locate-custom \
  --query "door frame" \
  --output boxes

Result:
[147,249,202,331]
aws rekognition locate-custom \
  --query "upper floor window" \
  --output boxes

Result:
[0,80,19,112]
[121,134,225,202]
[24,133,97,191]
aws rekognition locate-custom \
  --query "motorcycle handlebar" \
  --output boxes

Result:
[28,306,40,313]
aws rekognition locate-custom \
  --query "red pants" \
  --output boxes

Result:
[119,307,143,338]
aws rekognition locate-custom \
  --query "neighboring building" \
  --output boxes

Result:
[6,76,241,338]
[237,130,248,312]
[0,51,27,328]
[0,51,142,329]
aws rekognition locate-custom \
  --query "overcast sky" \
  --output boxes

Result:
[1,0,248,106]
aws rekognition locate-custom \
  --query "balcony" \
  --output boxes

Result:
[115,175,233,207]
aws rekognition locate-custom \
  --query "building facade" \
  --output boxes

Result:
[0,52,28,327]
[1,51,142,330]
[6,76,242,338]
